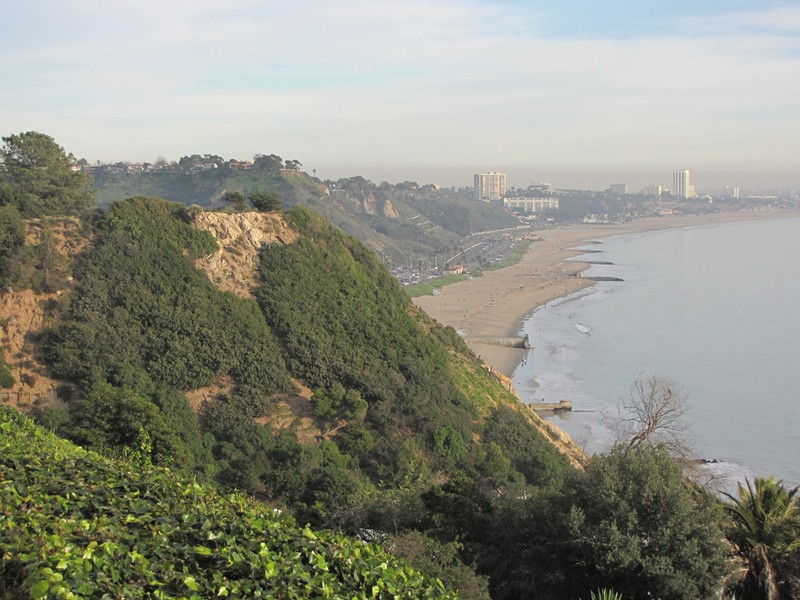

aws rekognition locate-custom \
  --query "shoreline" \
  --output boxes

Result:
[414,208,800,376]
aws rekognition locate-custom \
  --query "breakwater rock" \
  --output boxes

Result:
[471,335,530,349]
[579,275,624,282]
[529,400,573,413]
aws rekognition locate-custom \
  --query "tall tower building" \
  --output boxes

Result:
[673,170,691,199]
[474,172,507,201]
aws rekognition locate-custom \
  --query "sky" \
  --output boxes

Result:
[2,0,799,192]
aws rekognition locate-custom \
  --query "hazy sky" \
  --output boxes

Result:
[3,1,799,191]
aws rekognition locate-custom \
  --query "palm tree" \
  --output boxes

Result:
[588,589,623,600]
[722,476,800,599]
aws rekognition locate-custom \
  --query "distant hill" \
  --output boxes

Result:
[91,166,519,264]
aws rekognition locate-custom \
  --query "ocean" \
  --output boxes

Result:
[513,215,800,489]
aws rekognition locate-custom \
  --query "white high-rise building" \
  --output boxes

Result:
[673,169,696,199]
[474,172,507,201]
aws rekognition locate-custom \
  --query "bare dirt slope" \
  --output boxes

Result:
[0,217,88,410]
[191,211,298,299]
[189,211,321,433]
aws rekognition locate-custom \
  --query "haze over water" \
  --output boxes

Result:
[513,216,800,488]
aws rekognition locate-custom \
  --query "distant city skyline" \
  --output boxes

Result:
[73,155,785,195]
[2,1,798,192]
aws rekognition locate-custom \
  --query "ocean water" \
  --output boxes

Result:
[513,216,800,488]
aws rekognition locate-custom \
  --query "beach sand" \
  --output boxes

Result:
[414,209,800,377]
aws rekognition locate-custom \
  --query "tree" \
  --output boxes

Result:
[0,348,15,388]
[221,190,247,211]
[249,189,282,212]
[1,221,69,292]
[0,180,22,210]
[548,445,730,599]
[616,374,689,455]
[311,384,368,437]
[64,381,191,468]
[386,530,490,600]
[253,153,283,171]
[434,425,466,463]
[722,477,800,599]
[33,224,69,292]
[285,159,302,171]
[0,204,24,281]
[0,131,94,216]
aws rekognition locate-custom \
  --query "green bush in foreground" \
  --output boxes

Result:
[0,407,454,599]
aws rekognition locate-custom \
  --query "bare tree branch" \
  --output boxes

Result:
[615,374,691,457]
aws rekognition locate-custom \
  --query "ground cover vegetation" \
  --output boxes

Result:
[405,273,473,298]
[0,407,454,598]
[2,132,799,598]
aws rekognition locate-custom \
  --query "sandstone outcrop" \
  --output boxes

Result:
[191,211,299,299]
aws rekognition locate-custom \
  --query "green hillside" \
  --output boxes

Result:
[0,407,453,598]
[5,196,570,597]
[39,198,571,508]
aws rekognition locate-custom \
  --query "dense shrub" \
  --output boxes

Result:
[28,200,580,595]
[257,207,477,451]
[0,347,14,388]
[483,405,571,488]
[44,196,290,394]
[486,445,731,600]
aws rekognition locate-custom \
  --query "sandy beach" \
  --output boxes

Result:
[414,208,800,377]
